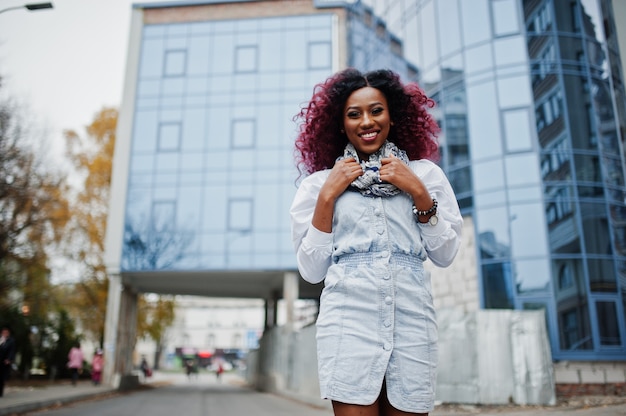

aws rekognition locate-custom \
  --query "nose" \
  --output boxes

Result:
[361,113,374,128]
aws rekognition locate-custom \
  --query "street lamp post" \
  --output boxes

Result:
[0,2,53,15]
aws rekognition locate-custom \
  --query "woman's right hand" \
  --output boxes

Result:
[312,158,362,233]
[319,157,363,200]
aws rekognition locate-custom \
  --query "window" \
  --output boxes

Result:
[596,301,622,346]
[529,3,552,32]
[235,45,258,73]
[158,122,181,152]
[558,264,574,290]
[231,119,256,149]
[535,90,563,131]
[503,108,532,152]
[491,0,520,37]
[308,41,331,69]
[228,198,252,231]
[164,50,187,77]
[152,201,176,232]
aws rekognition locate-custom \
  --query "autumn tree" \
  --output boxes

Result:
[0,77,73,374]
[137,294,176,370]
[64,108,175,355]
[63,107,117,346]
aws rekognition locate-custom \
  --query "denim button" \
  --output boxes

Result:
[383,342,391,351]
[385,296,392,304]
[384,320,391,327]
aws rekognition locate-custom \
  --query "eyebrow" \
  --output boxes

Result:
[345,101,385,111]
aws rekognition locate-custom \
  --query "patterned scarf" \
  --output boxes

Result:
[337,141,409,197]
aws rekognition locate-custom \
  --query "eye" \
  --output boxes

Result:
[371,107,384,115]
[346,110,360,118]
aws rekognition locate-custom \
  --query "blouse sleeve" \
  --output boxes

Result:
[289,171,333,284]
[411,160,463,268]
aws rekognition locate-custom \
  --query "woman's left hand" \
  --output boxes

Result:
[380,155,431,205]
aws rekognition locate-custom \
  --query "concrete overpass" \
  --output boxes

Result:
[102,269,322,389]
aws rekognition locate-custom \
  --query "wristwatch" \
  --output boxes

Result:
[427,213,438,226]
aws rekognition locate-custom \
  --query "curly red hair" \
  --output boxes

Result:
[293,68,440,177]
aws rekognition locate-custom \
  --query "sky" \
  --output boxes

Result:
[0,0,147,158]
[0,0,162,282]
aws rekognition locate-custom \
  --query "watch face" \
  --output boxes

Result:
[429,215,438,226]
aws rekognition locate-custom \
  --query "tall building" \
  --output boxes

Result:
[105,0,625,384]
[375,0,625,361]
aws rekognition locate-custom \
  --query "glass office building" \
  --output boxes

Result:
[117,0,626,361]
[363,0,625,360]
[121,0,417,274]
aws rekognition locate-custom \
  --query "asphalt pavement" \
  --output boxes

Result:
[0,371,624,416]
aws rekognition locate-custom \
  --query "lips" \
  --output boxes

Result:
[359,130,378,142]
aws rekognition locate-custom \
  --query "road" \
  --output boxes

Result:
[24,373,333,416]
[22,372,626,416]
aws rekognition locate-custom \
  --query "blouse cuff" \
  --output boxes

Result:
[306,224,333,248]
[417,218,447,237]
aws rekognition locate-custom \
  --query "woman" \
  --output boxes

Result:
[290,68,463,416]
[67,342,84,386]
[91,349,104,385]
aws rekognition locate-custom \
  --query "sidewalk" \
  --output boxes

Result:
[0,371,172,416]
[0,380,117,416]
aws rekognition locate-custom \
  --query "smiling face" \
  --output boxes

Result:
[343,86,392,160]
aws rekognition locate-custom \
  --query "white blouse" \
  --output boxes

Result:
[290,159,464,284]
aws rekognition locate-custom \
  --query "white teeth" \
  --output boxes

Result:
[361,132,376,139]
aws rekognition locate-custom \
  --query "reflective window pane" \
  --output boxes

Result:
[559,303,592,351]
[510,202,548,257]
[477,206,510,258]
[482,262,514,308]
[503,108,532,152]
[235,45,258,73]
[506,154,540,187]
[164,50,187,76]
[514,258,550,293]
[587,258,617,293]
[228,198,253,231]
[437,0,461,56]
[158,123,181,151]
[461,0,490,46]
[492,0,520,36]
[467,83,502,160]
[596,301,622,346]
[308,41,331,69]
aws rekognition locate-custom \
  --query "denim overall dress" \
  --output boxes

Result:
[315,188,437,413]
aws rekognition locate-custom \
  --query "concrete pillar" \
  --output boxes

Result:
[102,274,139,389]
[264,293,279,330]
[117,284,138,377]
[283,271,299,330]
[102,274,122,387]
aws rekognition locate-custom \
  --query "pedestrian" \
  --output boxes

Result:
[0,326,16,397]
[140,355,151,379]
[215,361,224,382]
[91,349,104,385]
[67,342,84,386]
[290,68,463,416]
[185,359,192,379]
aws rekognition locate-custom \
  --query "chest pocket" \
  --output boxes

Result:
[333,192,384,254]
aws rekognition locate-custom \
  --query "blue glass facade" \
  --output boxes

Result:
[362,0,626,360]
[122,14,336,272]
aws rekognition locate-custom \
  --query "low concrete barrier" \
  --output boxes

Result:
[249,309,556,406]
